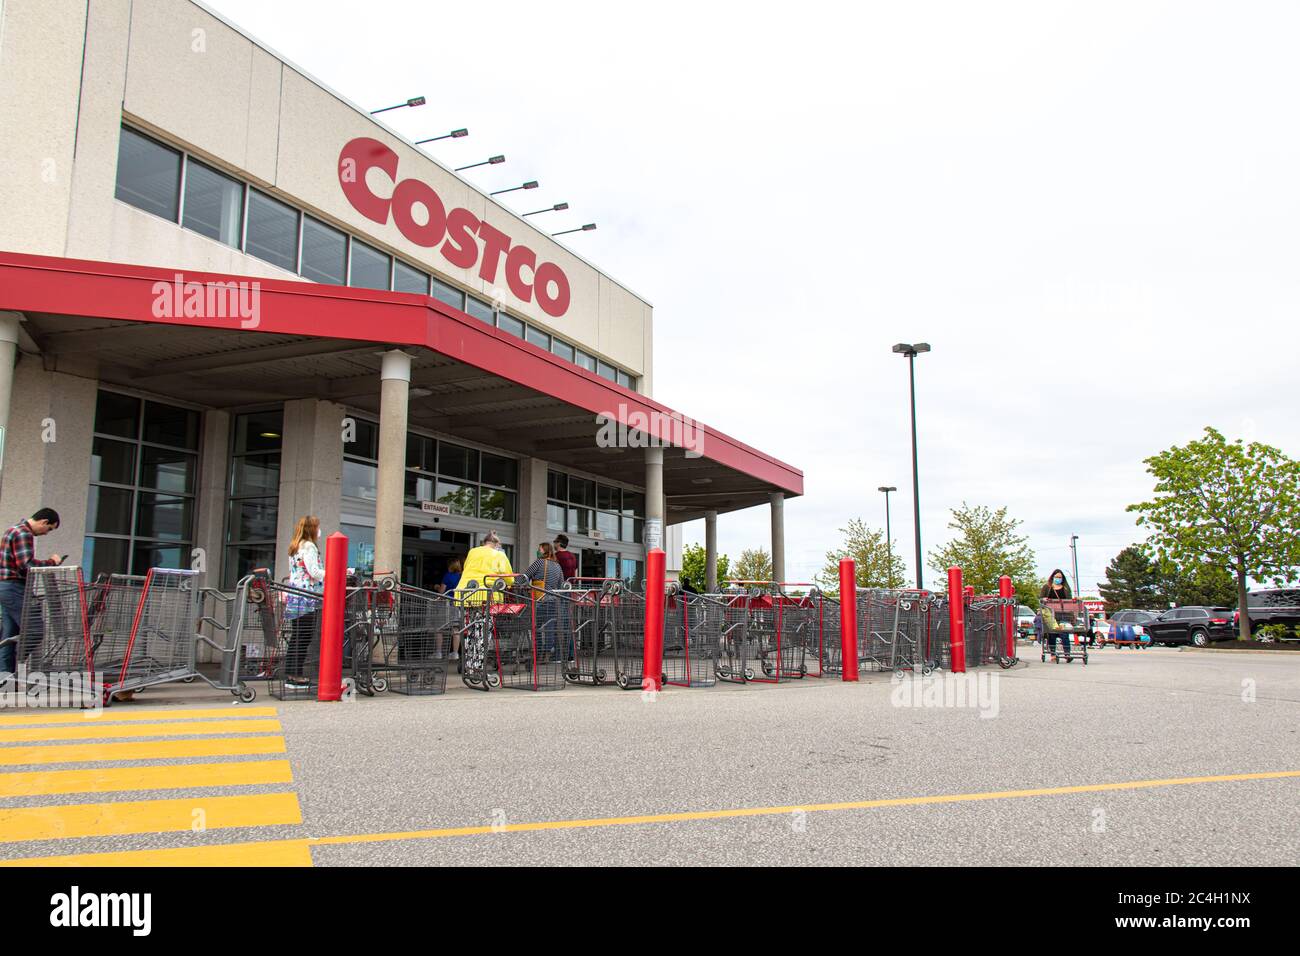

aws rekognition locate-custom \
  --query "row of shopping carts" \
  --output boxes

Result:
[5,565,1019,708]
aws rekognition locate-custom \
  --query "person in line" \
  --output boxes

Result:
[525,543,565,659]
[456,531,514,665]
[438,557,463,595]
[283,516,325,690]
[0,508,64,677]
[1038,602,1073,663]
[1041,569,1072,601]
[553,534,578,583]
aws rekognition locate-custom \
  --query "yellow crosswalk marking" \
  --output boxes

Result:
[0,838,314,867]
[0,735,286,766]
[0,718,281,744]
[0,707,277,727]
[0,760,293,797]
[0,792,302,843]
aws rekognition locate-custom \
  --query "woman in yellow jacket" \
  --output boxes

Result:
[458,530,514,607]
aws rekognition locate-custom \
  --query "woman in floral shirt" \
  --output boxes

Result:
[284,516,325,688]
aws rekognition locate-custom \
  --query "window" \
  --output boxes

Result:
[406,434,436,472]
[182,160,243,247]
[393,260,430,295]
[552,340,575,363]
[84,391,199,580]
[349,239,391,290]
[439,443,479,481]
[497,313,525,338]
[617,370,633,389]
[481,453,518,489]
[435,480,477,517]
[431,277,464,310]
[300,217,347,285]
[342,523,376,574]
[574,350,596,373]
[526,326,550,350]
[597,360,617,382]
[246,189,299,271]
[343,418,379,501]
[466,296,495,323]
[547,471,567,501]
[223,409,282,588]
[114,126,181,221]
[546,468,645,541]
[479,489,517,523]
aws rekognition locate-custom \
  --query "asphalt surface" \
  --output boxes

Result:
[0,645,1296,866]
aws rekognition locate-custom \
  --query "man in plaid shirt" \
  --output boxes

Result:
[0,508,63,676]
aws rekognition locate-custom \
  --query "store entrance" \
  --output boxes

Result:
[401,526,473,592]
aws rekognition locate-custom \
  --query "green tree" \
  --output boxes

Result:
[1099,546,1158,613]
[815,518,905,592]
[731,547,773,584]
[678,543,729,593]
[1128,427,1300,639]
[1149,554,1237,609]
[928,503,1037,599]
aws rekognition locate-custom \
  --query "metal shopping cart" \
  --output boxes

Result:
[662,586,719,688]
[486,575,567,692]
[7,566,97,706]
[562,578,614,686]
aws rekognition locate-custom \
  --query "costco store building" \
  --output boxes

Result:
[0,0,802,601]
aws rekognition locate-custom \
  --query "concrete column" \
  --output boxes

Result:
[644,447,664,551]
[704,509,718,592]
[372,351,410,579]
[274,399,346,580]
[517,456,549,565]
[770,492,785,583]
[0,314,20,486]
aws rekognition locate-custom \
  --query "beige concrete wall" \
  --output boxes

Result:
[0,355,96,566]
[0,0,88,256]
[274,398,344,580]
[516,457,549,570]
[9,0,653,380]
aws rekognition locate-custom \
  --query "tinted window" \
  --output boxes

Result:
[526,326,550,349]
[349,240,391,290]
[182,159,243,247]
[143,401,200,449]
[300,217,347,285]
[431,278,464,310]
[597,361,617,382]
[497,314,525,338]
[466,296,494,323]
[246,190,300,271]
[115,127,181,220]
[574,350,596,373]
[552,341,575,363]
[393,260,429,295]
[480,453,517,489]
[439,443,479,481]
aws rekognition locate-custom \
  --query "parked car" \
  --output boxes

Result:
[1109,609,1159,645]
[1241,588,1300,641]
[1015,605,1036,639]
[1145,607,1235,647]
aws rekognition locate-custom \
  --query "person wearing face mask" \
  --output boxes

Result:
[1041,569,1073,601]
[525,542,565,659]
[283,515,326,690]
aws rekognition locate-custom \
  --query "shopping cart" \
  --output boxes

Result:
[360,579,457,696]
[805,586,840,678]
[662,586,719,688]
[859,588,936,676]
[713,589,753,683]
[562,578,615,686]
[486,575,567,692]
[1040,598,1089,665]
[965,595,1016,668]
[607,581,660,690]
[7,566,97,706]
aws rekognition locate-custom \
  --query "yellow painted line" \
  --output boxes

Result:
[0,718,281,743]
[0,760,293,798]
[306,769,1300,848]
[0,838,313,867]
[0,735,286,766]
[0,792,302,843]
[0,706,277,727]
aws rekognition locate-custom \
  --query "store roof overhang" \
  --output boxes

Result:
[0,252,802,523]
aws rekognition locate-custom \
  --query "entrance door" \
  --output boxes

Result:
[401,528,473,591]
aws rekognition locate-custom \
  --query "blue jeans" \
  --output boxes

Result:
[0,580,25,674]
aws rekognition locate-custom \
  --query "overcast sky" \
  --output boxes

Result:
[206,0,1300,593]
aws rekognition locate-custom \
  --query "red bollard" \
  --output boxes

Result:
[642,548,666,691]
[317,531,348,702]
[838,559,859,682]
[948,566,966,673]
[964,585,974,599]
[999,575,1015,658]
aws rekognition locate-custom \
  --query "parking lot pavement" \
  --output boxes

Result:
[1,647,1296,865]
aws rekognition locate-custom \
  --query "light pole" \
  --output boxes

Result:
[455,155,505,172]
[552,224,597,237]
[415,129,468,145]
[878,485,897,586]
[892,343,930,590]
[1070,534,1080,597]
[370,96,426,115]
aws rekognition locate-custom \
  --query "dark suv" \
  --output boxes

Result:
[1145,607,1235,647]
[1244,589,1300,640]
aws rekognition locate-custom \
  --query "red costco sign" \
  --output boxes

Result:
[338,138,571,317]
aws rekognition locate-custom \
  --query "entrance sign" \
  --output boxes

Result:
[420,500,452,517]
